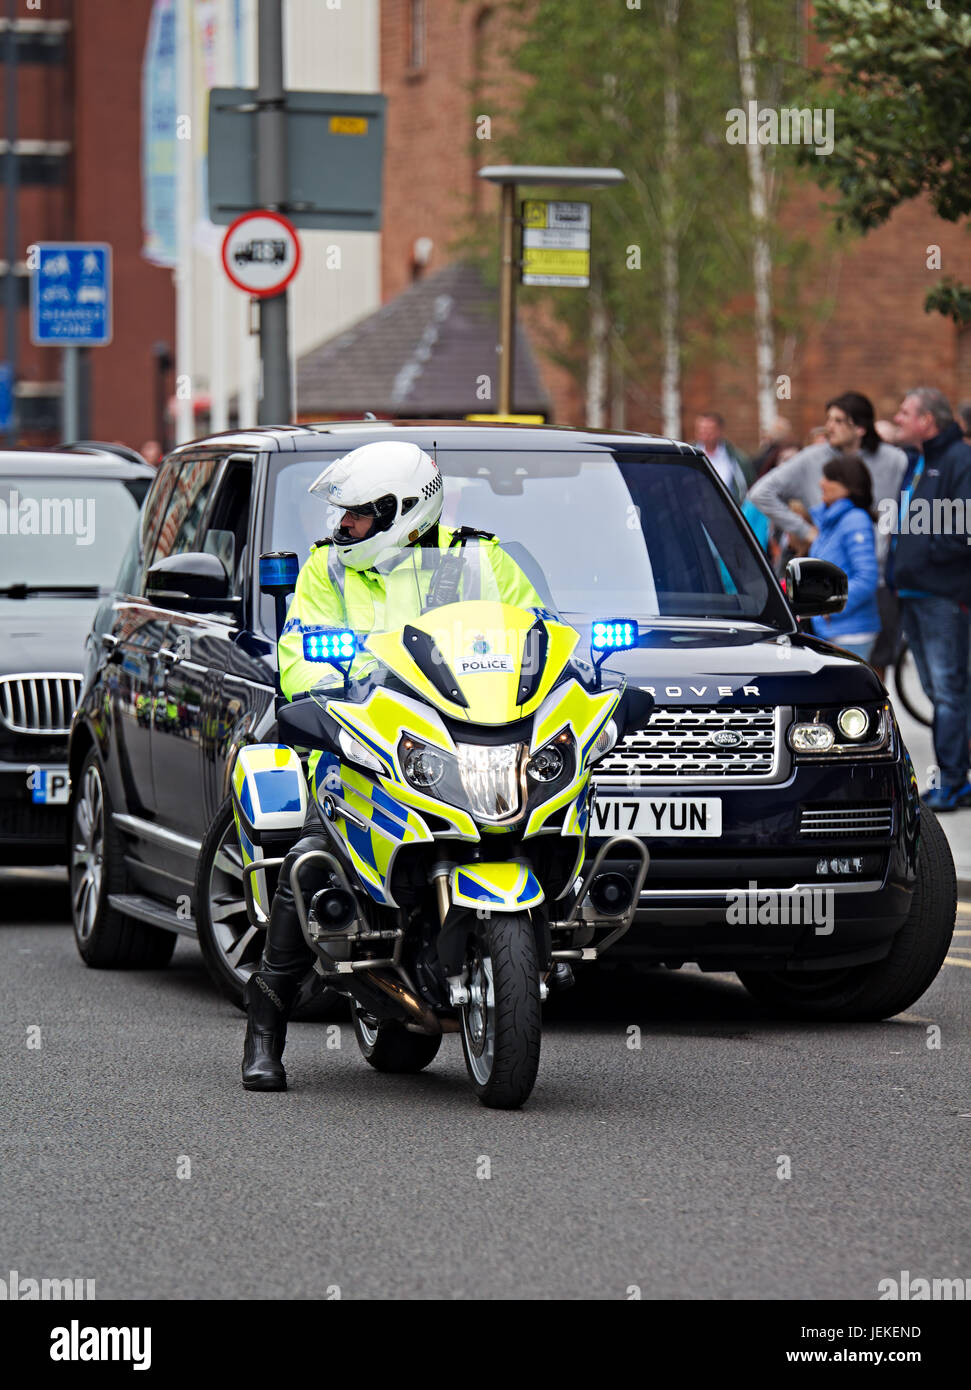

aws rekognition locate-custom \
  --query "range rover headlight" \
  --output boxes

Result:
[789,722,835,752]
[790,703,892,758]
[837,706,869,740]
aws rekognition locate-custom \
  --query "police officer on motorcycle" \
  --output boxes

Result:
[242,440,544,1090]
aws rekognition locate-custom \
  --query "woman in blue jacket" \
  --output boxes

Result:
[808,455,880,660]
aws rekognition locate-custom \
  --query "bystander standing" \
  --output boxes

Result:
[890,387,971,811]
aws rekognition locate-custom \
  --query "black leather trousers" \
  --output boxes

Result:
[259,804,332,981]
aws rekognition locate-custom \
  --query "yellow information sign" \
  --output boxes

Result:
[329,115,368,136]
[520,199,591,287]
[522,247,590,278]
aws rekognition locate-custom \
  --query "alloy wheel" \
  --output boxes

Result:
[71,764,105,942]
[206,821,262,985]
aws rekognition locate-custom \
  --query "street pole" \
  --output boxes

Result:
[4,0,18,443]
[62,346,79,443]
[256,0,291,425]
[174,0,195,444]
[498,181,516,417]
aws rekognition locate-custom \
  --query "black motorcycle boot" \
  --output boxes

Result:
[242,971,300,1091]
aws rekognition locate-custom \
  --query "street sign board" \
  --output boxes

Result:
[208,88,387,231]
[30,244,112,346]
[521,201,591,287]
[0,364,12,432]
[221,211,302,297]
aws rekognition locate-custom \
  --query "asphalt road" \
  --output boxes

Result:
[1,868,969,1301]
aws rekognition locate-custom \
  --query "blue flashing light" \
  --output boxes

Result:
[303,628,357,664]
[259,552,299,591]
[591,619,639,652]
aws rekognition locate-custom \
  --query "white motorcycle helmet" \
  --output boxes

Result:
[308,441,444,570]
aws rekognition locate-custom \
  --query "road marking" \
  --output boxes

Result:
[943,957,971,969]
[897,1013,934,1023]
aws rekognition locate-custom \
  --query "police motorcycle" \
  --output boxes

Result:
[231,547,652,1109]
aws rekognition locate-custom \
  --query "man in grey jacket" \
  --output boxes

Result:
[747,391,907,673]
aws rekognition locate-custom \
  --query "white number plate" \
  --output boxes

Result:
[589,796,722,837]
[30,767,71,805]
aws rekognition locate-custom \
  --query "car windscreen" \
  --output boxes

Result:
[0,475,149,590]
[263,449,788,628]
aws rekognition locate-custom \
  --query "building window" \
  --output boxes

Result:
[408,0,426,72]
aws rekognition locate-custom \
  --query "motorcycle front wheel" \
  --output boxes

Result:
[459,912,542,1110]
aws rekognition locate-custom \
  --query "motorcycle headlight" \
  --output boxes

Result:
[401,741,447,788]
[455,742,524,821]
[527,744,564,782]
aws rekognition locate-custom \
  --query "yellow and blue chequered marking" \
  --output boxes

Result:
[232,744,307,832]
[321,764,433,909]
[450,862,545,911]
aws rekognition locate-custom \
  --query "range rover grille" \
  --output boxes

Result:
[799,804,894,837]
[0,674,82,735]
[593,705,782,784]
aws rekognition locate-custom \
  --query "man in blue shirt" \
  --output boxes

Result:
[891,388,971,811]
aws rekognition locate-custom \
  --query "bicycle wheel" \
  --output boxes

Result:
[893,640,933,728]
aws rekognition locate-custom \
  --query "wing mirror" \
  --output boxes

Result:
[145,552,239,615]
[783,558,847,619]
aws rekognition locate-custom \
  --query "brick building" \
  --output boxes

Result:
[378,0,971,451]
[0,0,175,448]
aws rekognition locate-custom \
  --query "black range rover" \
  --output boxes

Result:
[67,422,954,1018]
[1,450,153,865]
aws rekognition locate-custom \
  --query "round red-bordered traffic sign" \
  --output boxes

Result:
[220,210,302,298]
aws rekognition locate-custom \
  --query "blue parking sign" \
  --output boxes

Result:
[30,243,112,347]
[0,363,12,431]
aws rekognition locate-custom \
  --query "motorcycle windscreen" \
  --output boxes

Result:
[366,598,578,724]
[321,544,573,723]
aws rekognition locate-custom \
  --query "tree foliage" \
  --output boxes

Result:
[473,0,815,417]
[804,0,971,323]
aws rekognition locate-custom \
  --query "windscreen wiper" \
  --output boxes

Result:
[0,583,103,599]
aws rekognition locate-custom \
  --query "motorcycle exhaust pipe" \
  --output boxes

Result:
[361,970,442,1035]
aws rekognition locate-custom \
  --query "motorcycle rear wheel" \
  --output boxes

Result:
[351,1007,442,1073]
[459,912,542,1110]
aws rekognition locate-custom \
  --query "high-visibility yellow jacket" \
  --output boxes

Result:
[278,525,545,700]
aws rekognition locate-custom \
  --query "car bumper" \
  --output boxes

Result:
[585,750,919,970]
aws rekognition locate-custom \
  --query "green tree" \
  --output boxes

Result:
[804,0,971,325]
[476,0,814,431]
